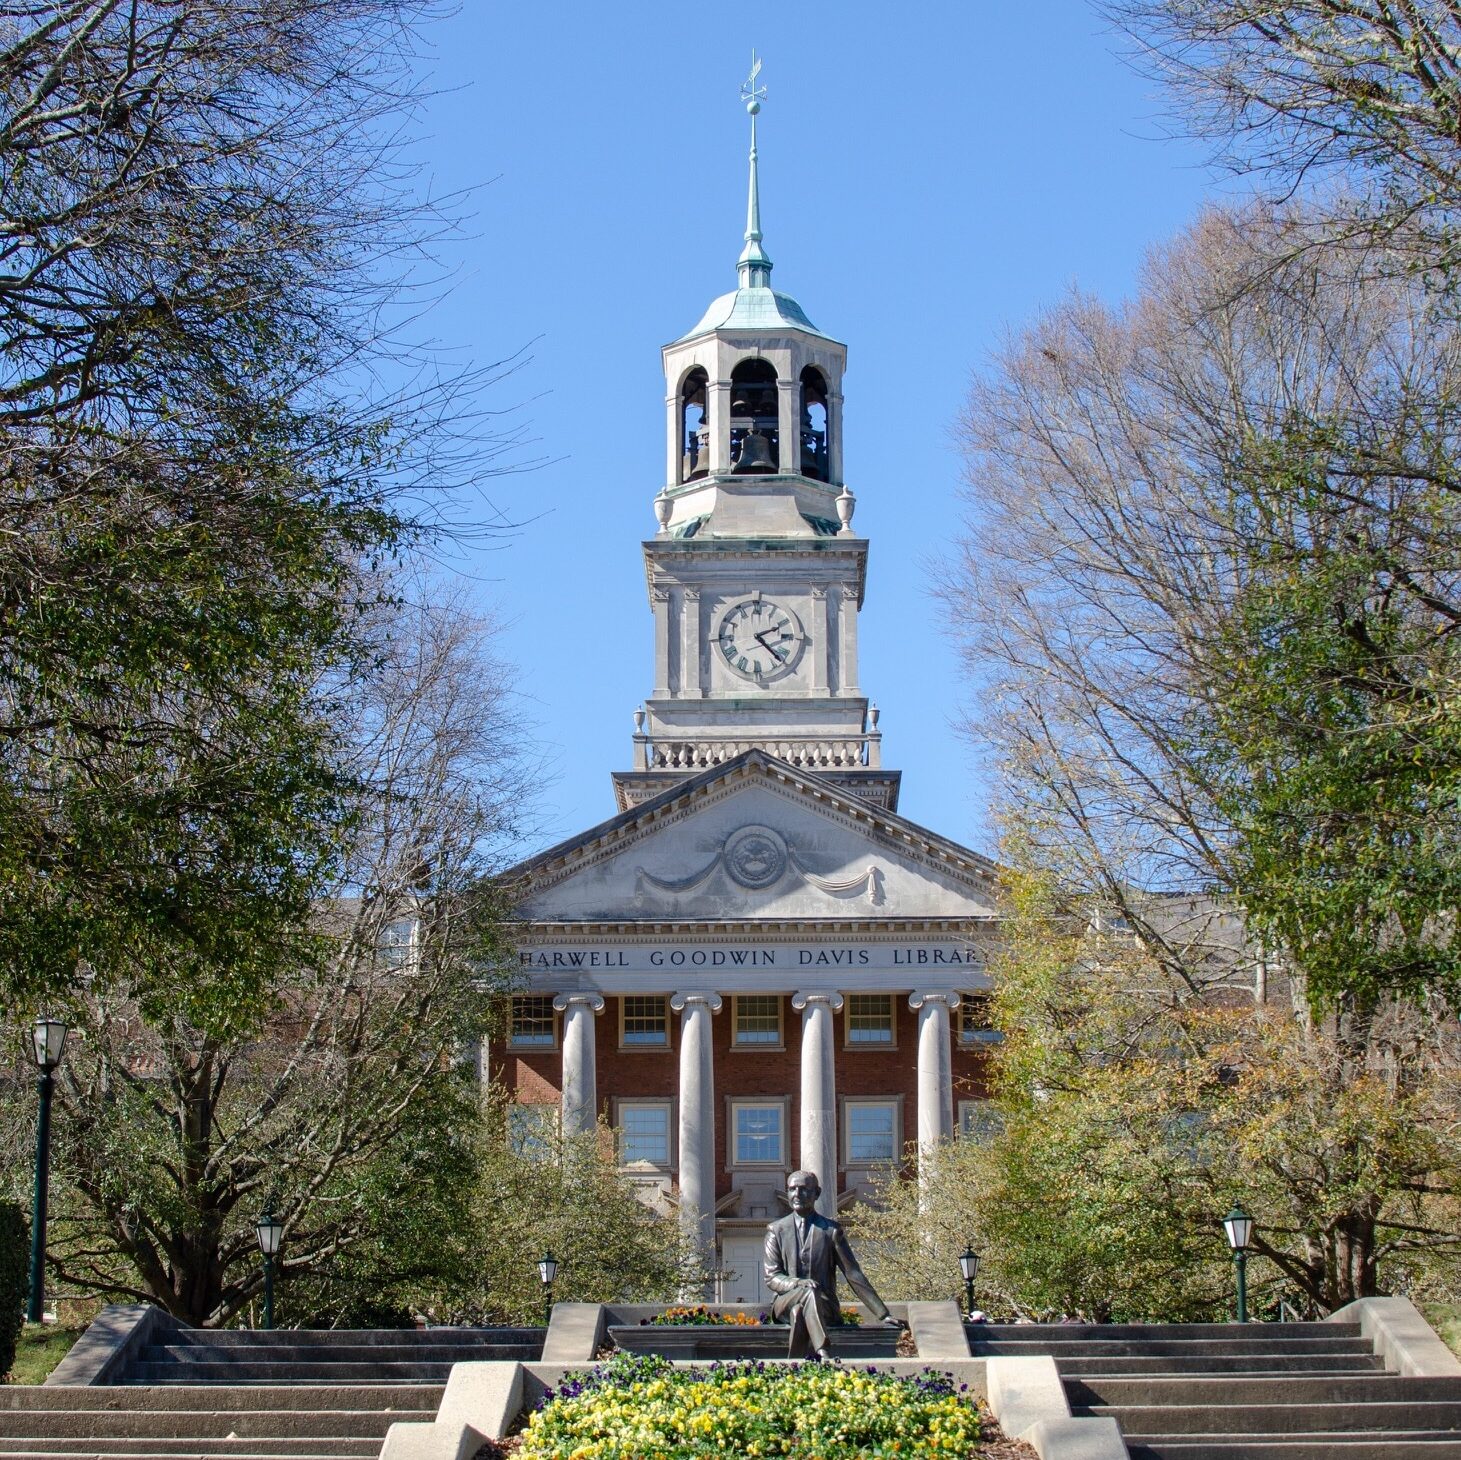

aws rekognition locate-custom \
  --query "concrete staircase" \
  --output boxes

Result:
[0,1383,443,1460]
[121,1328,544,1386]
[966,1320,1461,1457]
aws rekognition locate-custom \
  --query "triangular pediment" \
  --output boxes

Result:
[506,751,1001,926]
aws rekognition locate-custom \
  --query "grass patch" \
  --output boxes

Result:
[5,1323,84,1385]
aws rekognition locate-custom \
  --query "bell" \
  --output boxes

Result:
[734,427,776,474]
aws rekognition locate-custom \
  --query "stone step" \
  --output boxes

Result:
[161,1329,539,1349]
[967,1323,1361,1342]
[1053,1354,1384,1376]
[0,1412,406,1441]
[970,1337,1377,1358]
[1127,1438,1461,1459]
[0,1389,442,1414]
[142,1344,537,1365]
[1084,1402,1461,1436]
[0,1452,371,1460]
[124,1364,460,1386]
[0,1442,380,1457]
[1066,1375,1461,1408]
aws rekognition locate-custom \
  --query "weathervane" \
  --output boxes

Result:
[741,51,766,115]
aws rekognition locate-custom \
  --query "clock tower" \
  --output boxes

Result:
[613,80,898,813]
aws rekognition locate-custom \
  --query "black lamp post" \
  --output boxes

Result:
[255,1210,284,1330]
[958,1245,980,1317]
[537,1251,558,1328]
[1223,1203,1254,1324]
[27,1016,68,1323]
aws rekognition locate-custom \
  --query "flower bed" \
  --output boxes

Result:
[516,1351,982,1459]
[642,1305,764,1327]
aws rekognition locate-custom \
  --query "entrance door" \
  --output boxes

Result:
[719,1235,770,1305]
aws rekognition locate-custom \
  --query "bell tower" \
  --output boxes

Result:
[612,61,899,813]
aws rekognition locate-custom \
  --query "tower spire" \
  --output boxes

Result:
[738,52,772,288]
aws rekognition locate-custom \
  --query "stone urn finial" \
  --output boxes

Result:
[654,493,673,534]
[836,486,856,534]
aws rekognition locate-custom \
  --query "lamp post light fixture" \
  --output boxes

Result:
[255,1210,284,1331]
[537,1251,558,1328]
[27,1016,68,1323]
[958,1245,980,1317]
[1223,1203,1254,1324]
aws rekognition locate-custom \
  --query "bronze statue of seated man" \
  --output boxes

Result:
[762,1169,905,1359]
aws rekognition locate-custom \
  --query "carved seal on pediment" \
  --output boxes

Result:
[723,824,788,889]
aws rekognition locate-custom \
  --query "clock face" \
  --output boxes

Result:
[716,595,805,682]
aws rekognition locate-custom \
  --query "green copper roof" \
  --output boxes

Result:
[676,284,836,343]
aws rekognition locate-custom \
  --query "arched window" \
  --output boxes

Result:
[730,358,778,473]
[680,368,709,482]
[800,366,829,482]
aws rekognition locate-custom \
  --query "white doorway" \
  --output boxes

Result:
[718,1234,771,1304]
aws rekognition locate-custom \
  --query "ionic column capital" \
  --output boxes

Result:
[552,992,605,1014]
[792,990,844,1012]
[670,992,723,1014]
[908,991,962,1012]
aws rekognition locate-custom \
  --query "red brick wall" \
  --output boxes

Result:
[489,992,996,1194]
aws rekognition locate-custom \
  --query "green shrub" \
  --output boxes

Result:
[0,1201,29,1379]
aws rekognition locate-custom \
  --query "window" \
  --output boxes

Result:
[507,1104,557,1158]
[617,1100,673,1168]
[846,993,895,1046]
[844,1099,900,1165]
[733,995,782,1048]
[731,1101,785,1166]
[376,917,416,970]
[620,995,669,1048]
[959,995,1003,1046]
[959,1100,1003,1144]
[509,995,556,1048]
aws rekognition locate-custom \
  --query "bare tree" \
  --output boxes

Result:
[1103,1,1461,267]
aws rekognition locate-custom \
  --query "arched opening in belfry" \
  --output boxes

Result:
[680,368,710,482]
[800,366,830,482]
[730,358,779,473]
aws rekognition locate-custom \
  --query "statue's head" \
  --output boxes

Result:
[787,1169,820,1215]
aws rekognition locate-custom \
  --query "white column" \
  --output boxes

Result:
[552,992,605,1139]
[792,990,844,1216]
[679,588,701,698]
[810,586,829,693]
[838,584,861,693]
[652,587,670,698]
[908,992,960,1163]
[671,992,722,1266]
[709,381,732,473]
[777,378,798,474]
[665,391,680,487]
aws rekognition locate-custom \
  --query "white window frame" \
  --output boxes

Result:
[958,994,1003,1046]
[844,992,896,1049]
[619,994,670,1050]
[841,1096,902,1167]
[958,1099,1003,1144]
[728,1097,788,1169]
[508,994,557,1049]
[731,994,784,1050]
[614,1097,676,1170]
[376,916,418,971]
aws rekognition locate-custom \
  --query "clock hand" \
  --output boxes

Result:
[753,628,785,661]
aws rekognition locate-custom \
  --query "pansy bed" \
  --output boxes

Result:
[515,1351,983,1459]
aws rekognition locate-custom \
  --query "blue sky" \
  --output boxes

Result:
[405,2,1223,856]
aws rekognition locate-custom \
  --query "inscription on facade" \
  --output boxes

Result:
[517,942,984,972]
